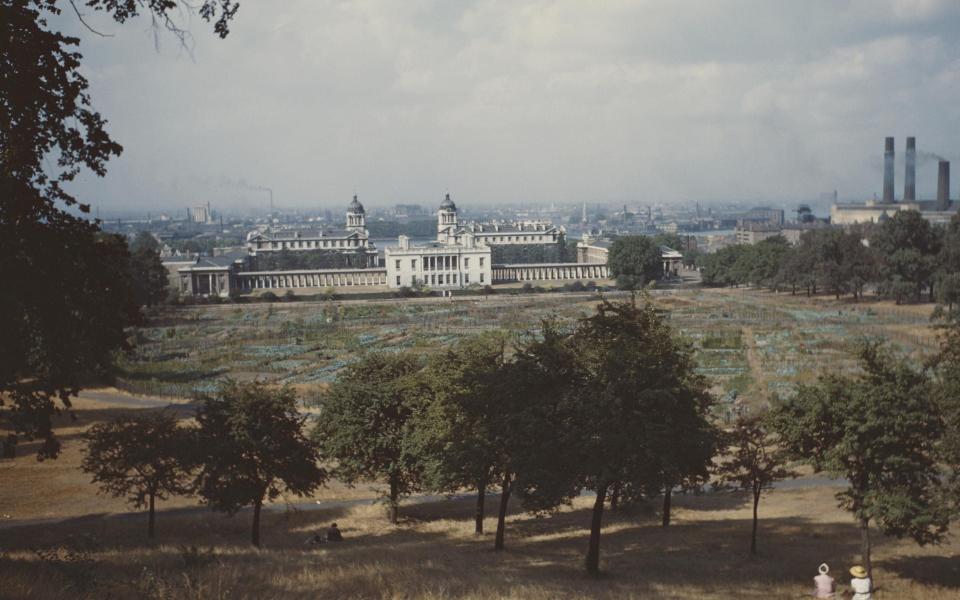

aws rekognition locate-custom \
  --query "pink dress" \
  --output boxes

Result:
[814,573,835,598]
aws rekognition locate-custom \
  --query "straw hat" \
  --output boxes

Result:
[850,566,868,578]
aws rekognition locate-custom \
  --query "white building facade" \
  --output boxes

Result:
[385,234,492,289]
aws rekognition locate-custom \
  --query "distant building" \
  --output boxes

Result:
[735,221,783,245]
[385,234,491,289]
[435,194,563,246]
[189,203,214,224]
[244,195,378,267]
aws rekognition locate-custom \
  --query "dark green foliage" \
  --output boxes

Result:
[366,220,437,238]
[314,353,427,524]
[252,249,372,270]
[260,291,279,302]
[195,381,324,547]
[130,232,170,306]
[81,411,195,538]
[517,298,718,575]
[771,342,948,577]
[716,413,796,554]
[490,241,573,264]
[871,210,942,303]
[935,213,960,317]
[1,0,237,459]
[933,321,960,515]
[412,332,512,536]
[607,236,663,289]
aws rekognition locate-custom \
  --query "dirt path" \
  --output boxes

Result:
[741,326,768,405]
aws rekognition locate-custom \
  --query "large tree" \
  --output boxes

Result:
[607,236,663,290]
[129,232,170,306]
[314,353,427,524]
[871,210,942,303]
[412,332,511,536]
[81,410,195,538]
[772,342,949,578]
[195,381,324,547]
[522,297,717,575]
[1,0,238,457]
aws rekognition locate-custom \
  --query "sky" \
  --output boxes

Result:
[57,0,960,213]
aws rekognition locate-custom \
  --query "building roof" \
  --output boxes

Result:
[659,246,683,259]
[440,193,457,211]
[348,195,365,214]
[250,228,361,242]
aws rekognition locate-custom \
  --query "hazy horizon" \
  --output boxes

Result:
[56,1,960,212]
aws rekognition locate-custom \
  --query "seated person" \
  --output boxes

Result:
[326,522,343,542]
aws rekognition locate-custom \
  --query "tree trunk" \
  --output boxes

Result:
[610,481,621,510]
[252,497,262,547]
[494,472,512,551]
[750,488,760,555]
[662,487,672,527]
[389,478,400,524]
[859,517,872,579]
[475,479,487,535]
[586,481,609,576]
[148,492,156,539]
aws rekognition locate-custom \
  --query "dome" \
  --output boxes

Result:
[440,193,457,211]
[348,194,365,214]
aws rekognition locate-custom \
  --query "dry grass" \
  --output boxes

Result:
[1,482,958,599]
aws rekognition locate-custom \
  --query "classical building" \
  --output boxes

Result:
[435,193,562,246]
[244,195,378,267]
[385,234,492,289]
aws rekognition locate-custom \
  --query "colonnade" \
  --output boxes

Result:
[236,268,388,291]
[492,262,608,283]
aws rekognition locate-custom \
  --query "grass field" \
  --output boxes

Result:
[1,288,952,599]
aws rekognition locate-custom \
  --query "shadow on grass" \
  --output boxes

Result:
[881,555,960,589]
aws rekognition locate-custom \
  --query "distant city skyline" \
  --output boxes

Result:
[56,1,960,211]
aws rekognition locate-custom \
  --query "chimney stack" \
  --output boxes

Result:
[904,137,916,203]
[883,136,895,203]
[937,161,951,211]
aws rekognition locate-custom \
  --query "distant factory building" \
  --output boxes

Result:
[831,137,958,225]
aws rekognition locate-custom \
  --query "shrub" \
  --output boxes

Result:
[261,291,278,302]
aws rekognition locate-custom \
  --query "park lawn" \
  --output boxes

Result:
[1,482,958,599]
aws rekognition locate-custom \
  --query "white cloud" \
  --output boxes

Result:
[57,0,960,211]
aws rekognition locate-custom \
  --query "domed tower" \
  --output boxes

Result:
[437,193,458,242]
[346,194,366,234]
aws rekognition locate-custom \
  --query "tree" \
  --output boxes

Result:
[871,210,942,303]
[130,232,170,306]
[771,342,948,578]
[519,297,717,575]
[314,353,427,524]
[716,412,796,554]
[1,0,238,457]
[81,410,195,538]
[413,332,511,535]
[2,230,141,459]
[195,381,324,547]
[607,236,662,290]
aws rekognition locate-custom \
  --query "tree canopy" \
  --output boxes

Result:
[1,0,238,458]
[81,410,195,537]
[314,352,428,524]
[771,342,949,578]
[195,381,324,547]
[607,236,663,290]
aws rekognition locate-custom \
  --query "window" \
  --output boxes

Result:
[411,259,417,270]
[464,273,470,284]
[480,273,485,283]
[396,276,401,285]
[479,257,485,267]
[395,260,401,269]
[464,258,470,268]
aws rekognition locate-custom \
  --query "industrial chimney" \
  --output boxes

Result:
[937,161,951,211]
[883,136,895,203]
[904,137,916,203]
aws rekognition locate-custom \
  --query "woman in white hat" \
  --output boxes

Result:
[848,565,872,600]
[813,563,835,598]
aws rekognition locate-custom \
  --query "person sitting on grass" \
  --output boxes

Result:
[848,565,871,600]
[813,563,835,598]
[326,522,343,542]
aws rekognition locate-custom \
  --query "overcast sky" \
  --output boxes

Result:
[59,0,960,213]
